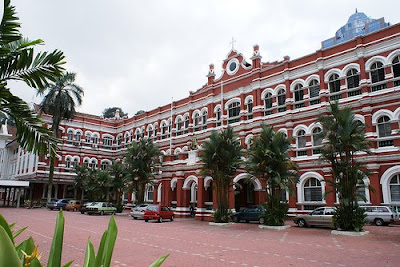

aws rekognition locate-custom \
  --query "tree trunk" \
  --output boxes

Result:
[47,156,55,202]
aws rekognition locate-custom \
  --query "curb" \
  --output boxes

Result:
[208,222,234,226]
[258,225,291,230]
[331,230,369,236]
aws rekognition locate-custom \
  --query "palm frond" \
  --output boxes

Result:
[0,86,57,155]
[0,0,21,44]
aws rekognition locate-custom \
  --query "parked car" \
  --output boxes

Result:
[48,199,70,210]
[144,205,174,223]
[65,200,82,211]
[360,206,400,226]
[46,198,58,210]
[130,204,149,220]
[231,205,265,224]
[80,202,95,214]
[293,207,336,228]
[86,202,116,215]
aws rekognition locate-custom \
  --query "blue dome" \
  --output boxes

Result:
[347,12,369,24]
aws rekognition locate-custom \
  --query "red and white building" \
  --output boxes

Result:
[1,12,400,220]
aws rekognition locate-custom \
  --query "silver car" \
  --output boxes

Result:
[293,207,335,228]
[130,204,150,220]
[360,206,399,226]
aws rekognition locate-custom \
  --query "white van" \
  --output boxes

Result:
[360,206,399,226]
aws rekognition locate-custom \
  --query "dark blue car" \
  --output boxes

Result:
[231,205,265,224]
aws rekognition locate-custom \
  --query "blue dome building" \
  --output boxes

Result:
[322,10,389,49]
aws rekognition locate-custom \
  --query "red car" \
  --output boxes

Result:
[144,205,174,223]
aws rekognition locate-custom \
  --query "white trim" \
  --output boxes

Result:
[232,173,262,191]
[342,63,361,75]
[324,68,343,82]
[224,97,241,110]
[170,177,178,190]
[372,109,394,124]
[290,79,305,92]
[204,176,213,189]
[380,165,400,204]
[261,88,274,99]
[365,55,388,71]
[297,172,326,204]
[183,175,198,189]
[304,74,320,85]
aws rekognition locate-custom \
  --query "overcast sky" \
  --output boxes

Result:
[5,0,400,117]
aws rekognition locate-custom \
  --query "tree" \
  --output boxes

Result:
[200,127,243,223]
[319,102,370,231]
[124,138,160,203]
[102,107,127,118]
[246,125,298,226]
[108,160,128,205]
[40,72,83,203]
[135,110,145,116]
[0,0,65,155]
[73,164,90,200]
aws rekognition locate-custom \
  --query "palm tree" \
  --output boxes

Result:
[199,127,243,223]
[108,161,127,205]
[73,164,90,200]
[40,72,83,202]
[124,138,160,203]
[246,125,298,226]
[319,102,370,231]
[0,0,65,155]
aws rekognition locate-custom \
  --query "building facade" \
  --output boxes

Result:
[1,12,400,220]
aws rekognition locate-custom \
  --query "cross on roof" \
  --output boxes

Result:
[230,37,236,50]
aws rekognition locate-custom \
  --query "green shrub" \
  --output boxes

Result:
[115,203,124,213]
[213,209,232,223]
[333,205,366,232]
[260,197,288,226]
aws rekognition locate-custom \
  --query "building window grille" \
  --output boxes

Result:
[102,136,113,149]
[194,113,200,131]
[277,89,286,112]
[228,102,241,124]
[309,80,320,105]
[247,99,253,119]
[371,62,387,91]
[67,131,74,142]
[304,178,323,202]
[294,84,305,109]
[329,74,341,100]
[390,174,400,202]
[346,68,361,96]
[392,56,400,86]
[216,108,222,126]
[184,116,189,134]
[264,93,273,115]
[176,119,183,136]
[312,127,323,155]
[377,116,393,147]
[202,111,208,130]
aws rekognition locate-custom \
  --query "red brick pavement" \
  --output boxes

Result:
[0,208,399,267]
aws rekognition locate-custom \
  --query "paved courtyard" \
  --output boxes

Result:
[0,208,399,266]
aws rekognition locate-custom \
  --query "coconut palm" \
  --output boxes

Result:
[246,125,298,226]
[200,127,243,223]
[124,138,160,203]
[0,0,65,155]
[40,72,83,202]
[73,164,90,200]
[318,102,370,231]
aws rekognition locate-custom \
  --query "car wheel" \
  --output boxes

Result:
[133,217,138,220]
[81,211,84,214]
[375,218,384,226]
[50,208,54,211]
[233,216,239,223]
[259,217,265,224]
[158,217,163,223]
[145,219,148,222]
[73,208,77,212]
[100,211,104,216]
[171,215,174,221]
[297,219,307,228]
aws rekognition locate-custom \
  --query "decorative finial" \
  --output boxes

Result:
[230,37,236,50]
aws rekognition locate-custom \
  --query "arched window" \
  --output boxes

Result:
[277,89,286,112]
[125,133,130,144]
[294,84,304,108]
[161,123,168,139]
[102,136,113,149]
[72,158,78,168]
[100,161,109,170]
[67,130,74,142]
[153,126,158,141]
[215,108,222,126]
[176,118,183,136]
[370,62,387,91]
[92,134,99,145]
[329,74,341,100]
[145,185,154,202]
[147,126,153,139]
[390,174,400,202]
[392,56,400,86]
[84,132,91,146]
[190,183,198,204]
[135,130,140,141]
[246,99,253,120]
[90,160,97,170]
[228,101,241,124]
[312,127,323,155]
[194,113,200,132]
[346,69,361,96]
[184,116,189,134]
[377,116,393,147]
[65,158,71,169]
[167,122,171,138]
[202,111,208,130]
[304,178,323,202]
[264,93,273,115]
[83,159,89,167]
[75,132,81,142]
[297,130,307,157]
[309,80,320,105]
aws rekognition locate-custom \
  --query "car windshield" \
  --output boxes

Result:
[147,205,158,211]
